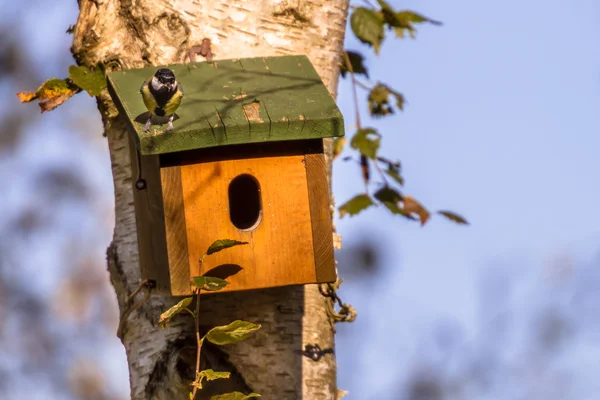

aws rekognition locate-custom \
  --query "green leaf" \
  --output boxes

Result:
[339,194,375,218]
[389,87,405,111]
[205,320,261,345]
[376,1,442,39]
[374,187,407,215]
[368,84,392,117]
[350,8,385,54]
[195,369,231,389]
[68,64,106,96]
[438,210,469,225]
[374,186,403,203]
[368,84,404,117]
[384,168,404,186]
[377,157,404,186]
[396,10,442,25]
[210,392,261,400]
[158,297,193,328]
[350,128,380,159]
[333,137,347,159]
[190,276,229,292]
[206,239,249,256]
[340,51,369,78]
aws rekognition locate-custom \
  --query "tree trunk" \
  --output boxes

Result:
[72,1,349,399]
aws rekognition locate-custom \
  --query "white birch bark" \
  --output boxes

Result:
[72,1,349,398]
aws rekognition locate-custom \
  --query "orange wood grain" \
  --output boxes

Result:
[160,166,191,296]
[305,153,336,283]
[180,154,317,293]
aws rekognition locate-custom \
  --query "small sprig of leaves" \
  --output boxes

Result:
[337,1,467,226]
[17,63,106,112]
[158,239,261,400]
[351,0,442,53]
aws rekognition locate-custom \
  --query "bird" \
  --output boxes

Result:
[139,68,183,133]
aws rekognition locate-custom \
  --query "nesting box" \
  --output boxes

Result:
[107,55,344,296]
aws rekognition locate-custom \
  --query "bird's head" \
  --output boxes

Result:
[155,68,176,84]
[151,68,177,91]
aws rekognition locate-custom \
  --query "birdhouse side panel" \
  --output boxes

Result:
[305,153,336,283]
[128,135,172,293]
[178,155,318,293]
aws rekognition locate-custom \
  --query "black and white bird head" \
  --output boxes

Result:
[151,68,177,92]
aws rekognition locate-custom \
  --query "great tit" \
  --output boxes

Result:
[140,68,183,133]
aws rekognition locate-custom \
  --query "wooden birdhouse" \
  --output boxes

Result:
[107,55,344,296]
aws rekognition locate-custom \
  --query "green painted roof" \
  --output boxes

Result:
[107,55,344,155]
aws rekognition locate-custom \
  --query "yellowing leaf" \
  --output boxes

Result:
[158,297,192,328]
[190,276,229,292]
[16,92,37,102]
[403,196,430,225]
[205,320,261,345]
[337,390,349,400]
[438,210,469,225]
[350,8,385,54]
[39,92,78,113]
[68,64,106,96]
[17,78,79,112]
[339,194,374,218]
[351,128,380,159]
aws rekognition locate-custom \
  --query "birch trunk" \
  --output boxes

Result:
[71,1,349,399]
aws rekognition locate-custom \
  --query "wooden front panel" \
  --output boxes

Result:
[160,166,190,296]
[179,155,317,292]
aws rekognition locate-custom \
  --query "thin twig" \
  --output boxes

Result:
[343,52,388,188]
[191,288,202,399]
[117,286,152,340]
[126,279,151,305]
[359,0,377,8]
[355,79,372,91]
[116,280,154,340]
[343,51,362,129]
[373,158,389,186]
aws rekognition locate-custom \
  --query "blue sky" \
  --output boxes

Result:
[2,0,600,399]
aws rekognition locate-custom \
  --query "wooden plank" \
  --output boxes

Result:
[160,165,191,295]
[106,55,344,155]
[127,134,172,294]
[178,152,317,293]
[305,153,336,283]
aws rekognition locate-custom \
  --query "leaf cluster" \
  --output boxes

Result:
[350,0,441,53]
[17,63,106,112]
[158,239,261,400]
[336,1,467,226]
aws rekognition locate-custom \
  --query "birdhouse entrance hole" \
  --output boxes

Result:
[228,174,262,231]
